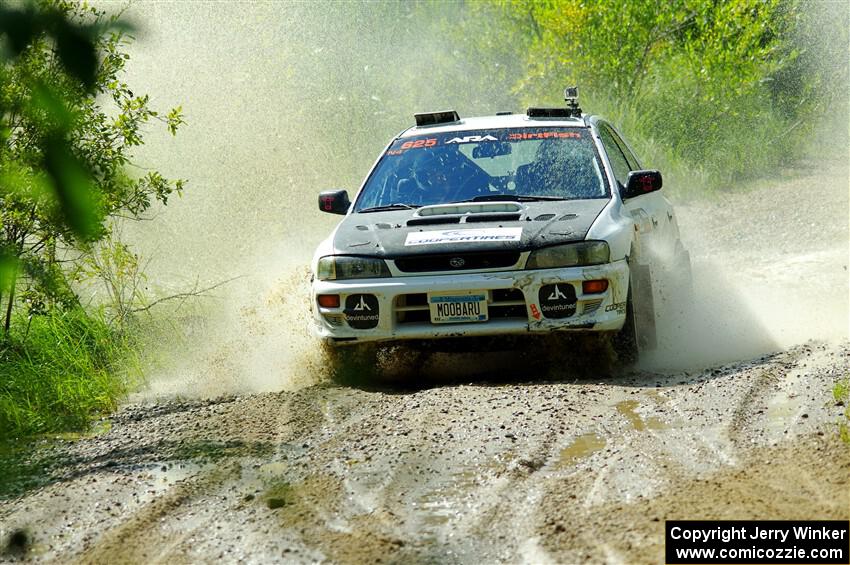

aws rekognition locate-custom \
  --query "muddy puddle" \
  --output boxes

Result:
[615,399,670,431]
[557,433,607,467]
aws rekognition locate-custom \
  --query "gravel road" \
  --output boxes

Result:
[1,165,848,564]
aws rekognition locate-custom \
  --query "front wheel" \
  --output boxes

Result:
[613,262,656,366]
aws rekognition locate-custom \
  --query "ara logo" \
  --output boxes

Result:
[344,294,379,329]
[548,285,568,301]
[538,283,576,319]
[445,135,498,144]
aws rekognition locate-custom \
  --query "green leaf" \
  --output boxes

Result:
[0,250,17,296]
[52,18,99,90]
[43,136,101,241]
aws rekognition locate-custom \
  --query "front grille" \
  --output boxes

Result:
[395,293,430,324]
[490,288,526,319]
[394,251,521,273]
[395,289,526,325]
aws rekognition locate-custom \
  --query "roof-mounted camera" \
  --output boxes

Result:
[526,85,583,119]
[564,86,580,113]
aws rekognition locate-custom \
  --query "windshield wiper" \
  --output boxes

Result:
[358,203,419,213]
[459,194,568,203]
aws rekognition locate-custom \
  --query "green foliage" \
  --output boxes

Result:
[70,231,148,325]
[0,0,185,336]
[464,0,848,192]
[835,377,850,445]
[0,1,185,440]
[835,378,850,405]
[0,308,135,440]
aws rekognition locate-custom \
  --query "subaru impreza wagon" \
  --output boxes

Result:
[311,88,690,364]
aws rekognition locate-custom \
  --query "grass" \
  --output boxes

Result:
[833,377,850,445]
[834,378,849,404]
[574,84,849,202]
[0,308,137,441]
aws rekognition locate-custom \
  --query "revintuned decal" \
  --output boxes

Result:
[405,227,523,246]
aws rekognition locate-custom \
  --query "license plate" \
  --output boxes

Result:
[428,291,488,324]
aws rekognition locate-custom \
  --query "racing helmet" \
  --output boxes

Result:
[411,150,450,194]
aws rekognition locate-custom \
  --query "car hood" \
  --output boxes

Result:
[331,199,610,257]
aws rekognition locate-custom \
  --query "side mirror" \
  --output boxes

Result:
[622,170,662,199]
[318,189,350,215]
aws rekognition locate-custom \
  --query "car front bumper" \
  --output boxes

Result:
[311,259,629,345]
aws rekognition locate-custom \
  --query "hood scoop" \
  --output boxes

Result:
[407,201,523,227]
[407,212,522,227]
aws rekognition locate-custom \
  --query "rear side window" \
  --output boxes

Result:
[598,125,632,187]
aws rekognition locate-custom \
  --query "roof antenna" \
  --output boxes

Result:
[564,86,581,116]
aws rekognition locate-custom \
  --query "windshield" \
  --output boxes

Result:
[354,127,608,211]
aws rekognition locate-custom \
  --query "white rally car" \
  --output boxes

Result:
[311,89,690,364]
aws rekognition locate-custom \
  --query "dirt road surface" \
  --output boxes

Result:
[1,166,848,563]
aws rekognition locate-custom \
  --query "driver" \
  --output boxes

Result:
[397,150,454,205]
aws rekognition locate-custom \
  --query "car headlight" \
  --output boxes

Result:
[316,256,391,281]
[526,241,610,269]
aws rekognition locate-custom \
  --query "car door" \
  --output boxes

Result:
[597,122,675,261]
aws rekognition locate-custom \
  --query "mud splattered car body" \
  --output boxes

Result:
[311,94,689,359]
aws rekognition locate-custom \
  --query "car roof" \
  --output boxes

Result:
[398,113,592,138]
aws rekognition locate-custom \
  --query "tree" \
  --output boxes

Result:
[469,0,841,184]
[0,0,185,337]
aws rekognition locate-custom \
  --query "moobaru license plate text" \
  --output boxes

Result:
[429,292,488,323]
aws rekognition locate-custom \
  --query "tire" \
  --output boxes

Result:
[613,286,639,365]
[613,262,657,365]
[632,262,657,351]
